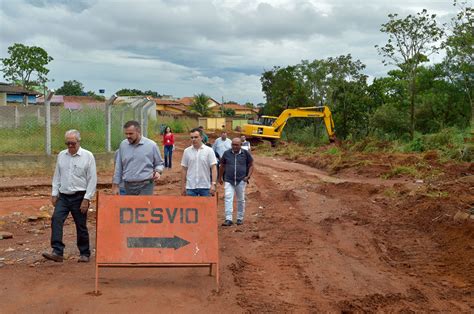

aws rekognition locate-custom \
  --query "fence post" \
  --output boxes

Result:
[45,91,54,155]
[105,94,118,152]
[14,106,19,128]
[142,100,156,138]
[133,99,147,121]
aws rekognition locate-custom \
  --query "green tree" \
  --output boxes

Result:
[56,80,85,96]
[376,9,444,139]
[190,93,212,116]
[415,65,470,132]
[223,108,236,117]
[1,43,53,91]
[443,0,473,122]
[116,88,160,97]
[261,55,373,139]
[261,65,310,115]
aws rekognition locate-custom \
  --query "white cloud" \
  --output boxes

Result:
[0,0,460,103]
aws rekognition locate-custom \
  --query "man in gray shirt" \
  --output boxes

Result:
[43,129,97,263]
[112,120,164,195]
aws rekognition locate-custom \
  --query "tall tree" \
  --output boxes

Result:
[56,80,85,96]
[376,9,444,139]
[443,0,473,122]
[261,65,309,115]
[190,93,212,116]
[1,43,53,90]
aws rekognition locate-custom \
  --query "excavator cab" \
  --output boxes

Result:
[247,115,277,126]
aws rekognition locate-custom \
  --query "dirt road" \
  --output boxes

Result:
[0,135,473,313]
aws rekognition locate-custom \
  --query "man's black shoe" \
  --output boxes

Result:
[236,219,243,225]
[221,220,233,226]
[42,252,64,262]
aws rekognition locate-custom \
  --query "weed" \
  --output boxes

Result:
[425,190,449,198]
[383,188,398,198]
[382,165,419,179]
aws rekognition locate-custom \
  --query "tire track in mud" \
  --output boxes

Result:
[227,165,328,312]
[230,157,473,313]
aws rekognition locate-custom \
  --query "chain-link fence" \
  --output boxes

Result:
[0,101,199,156]
[0,104,138,155]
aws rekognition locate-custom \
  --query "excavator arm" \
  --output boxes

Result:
[242,106,336,143]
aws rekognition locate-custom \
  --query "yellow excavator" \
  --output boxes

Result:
[242,106,336,145]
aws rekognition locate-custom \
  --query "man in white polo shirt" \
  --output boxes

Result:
[181,127,217,196]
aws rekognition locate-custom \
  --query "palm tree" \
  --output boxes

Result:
[190,93,212,116]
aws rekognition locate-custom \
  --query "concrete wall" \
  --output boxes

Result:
[198,117,226,130]
[232,119,249,130]
[0,92,6,106]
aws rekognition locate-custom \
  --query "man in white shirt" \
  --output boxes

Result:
[212,131,232,175]
[212,131,232,159]
[43,129,97,263]
[181,128,217,196]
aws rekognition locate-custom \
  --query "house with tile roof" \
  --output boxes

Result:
[211,102,258,117]
[178,96,222,109]
[0,82,39,105]
[36,95,104,109]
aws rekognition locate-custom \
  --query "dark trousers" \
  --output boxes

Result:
[50,192,90,257]
[164,145,173,168]
[124,180,154,195]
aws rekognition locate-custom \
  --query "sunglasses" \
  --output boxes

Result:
[65,141,78,146]
[190,136,200,139]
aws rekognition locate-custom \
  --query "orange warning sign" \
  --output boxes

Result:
[97,194,218,264]
[95,193,219,292]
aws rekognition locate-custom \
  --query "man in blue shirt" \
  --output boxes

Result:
[112,120,164,195]
[218,137,254,226]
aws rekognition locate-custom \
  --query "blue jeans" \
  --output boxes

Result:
[164,145,173,168]
[225,181,246,221]
[51,192,90,257]
[186,188,210,196]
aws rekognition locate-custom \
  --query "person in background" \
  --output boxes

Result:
[219,137,254,226]
[241,135,251,151]
[181,128,217,196]
[43,129,97,263]
[212,131,232,171]
[198,126,209,145]
[163,126,175,169]
[112,120,164,195]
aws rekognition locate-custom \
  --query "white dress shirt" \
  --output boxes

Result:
[212,137,232,158]
[52,147,97,200]
[181,144,217,189]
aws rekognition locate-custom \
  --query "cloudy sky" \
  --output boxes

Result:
[0,0,462,104]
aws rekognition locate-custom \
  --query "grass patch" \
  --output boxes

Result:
[382,165,419,179]
[425,190,449,198]
[383,188,398,198]
[323,146,341,155]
